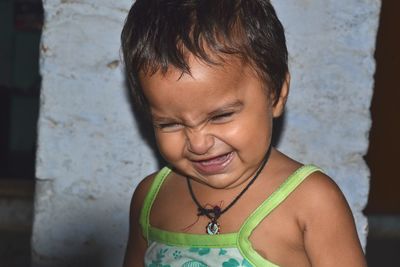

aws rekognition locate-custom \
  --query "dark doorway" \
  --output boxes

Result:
[0,0,43,180]
[364,1,400,266]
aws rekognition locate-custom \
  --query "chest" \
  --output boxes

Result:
[150,185,310,266]
[150,175,269,234]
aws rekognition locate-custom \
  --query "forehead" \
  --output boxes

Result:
[139,55,258,98]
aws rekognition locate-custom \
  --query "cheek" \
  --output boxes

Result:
[230,112,272,141]
[155,132,185,161]
[214,116,272,153]
[234,116,272,159]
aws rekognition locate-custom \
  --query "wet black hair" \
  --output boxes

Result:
[121,0,288,112]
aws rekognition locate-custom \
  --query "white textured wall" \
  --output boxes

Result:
[32,0,381,266]
[32,1,158,266]
[272,0,380,247]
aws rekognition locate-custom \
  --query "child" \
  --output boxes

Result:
[121,0,367,266]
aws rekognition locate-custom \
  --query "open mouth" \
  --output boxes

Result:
[192,152,234,174]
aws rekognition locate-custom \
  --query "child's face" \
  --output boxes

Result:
[140,56,288,189]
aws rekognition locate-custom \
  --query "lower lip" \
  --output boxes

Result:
[192,152,234,175]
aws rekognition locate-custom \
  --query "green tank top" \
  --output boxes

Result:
[140,165,321,267]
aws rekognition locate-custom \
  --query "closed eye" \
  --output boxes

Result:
[210,112,235,123]
[155,122,183,132]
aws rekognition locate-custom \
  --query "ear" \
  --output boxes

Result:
[272,72,290,118]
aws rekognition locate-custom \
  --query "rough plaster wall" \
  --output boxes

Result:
[32,0,380,266]
[32,1,158,266]
[272,0,380,248]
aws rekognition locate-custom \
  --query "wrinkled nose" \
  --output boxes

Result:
[185,128,214,155]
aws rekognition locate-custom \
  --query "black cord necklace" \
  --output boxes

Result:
[186,146,272,235]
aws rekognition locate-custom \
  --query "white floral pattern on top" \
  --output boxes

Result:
[145,241,252,267]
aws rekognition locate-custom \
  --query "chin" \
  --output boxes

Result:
[199,174,246,190]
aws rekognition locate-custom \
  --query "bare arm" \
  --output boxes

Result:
[123,174,155,267]
[301,173,367,267]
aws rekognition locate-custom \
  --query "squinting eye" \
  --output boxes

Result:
[210,112,234,122]
[155,122,183,132]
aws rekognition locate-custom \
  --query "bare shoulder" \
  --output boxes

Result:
[270,151,349,216]
[128,171,160,229]
[295,170,355,234]
[131,172,158,209]
[297,170,349,217]
[123,171,158,267]
[295,170,367,266]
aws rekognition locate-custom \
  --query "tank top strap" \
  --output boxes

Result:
[139,166,172,242]
[238,165,322,238]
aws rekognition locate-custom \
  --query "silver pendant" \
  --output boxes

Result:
[206,221,220,235]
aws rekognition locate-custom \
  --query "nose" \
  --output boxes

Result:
[185,128,214,155]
